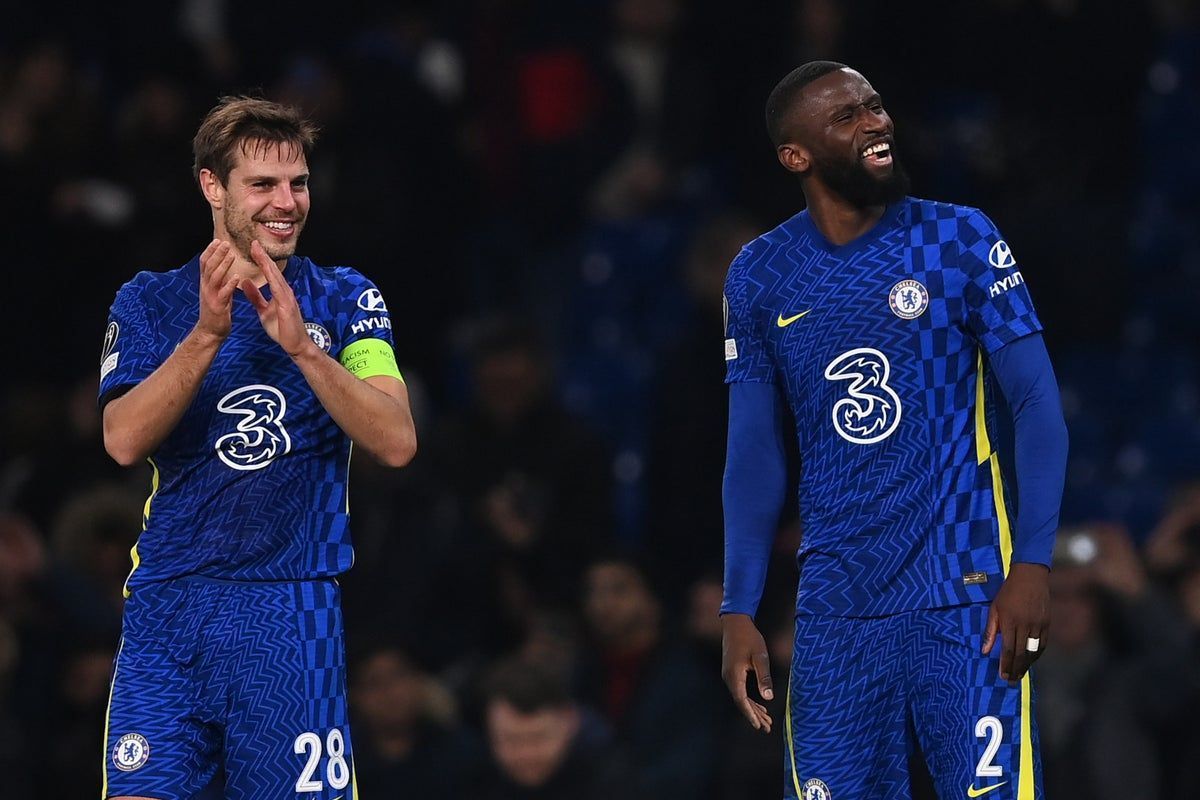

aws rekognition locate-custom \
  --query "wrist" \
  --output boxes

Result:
[288,338,323,364]
[188,325,226,351]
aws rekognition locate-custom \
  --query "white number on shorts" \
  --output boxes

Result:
[293,729,351,792]
[326,728,350,790]
[974,715,1004,777]
[294,732,323,792]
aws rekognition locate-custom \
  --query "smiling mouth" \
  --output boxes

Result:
[259,220,298,238]
[861,141,893,166]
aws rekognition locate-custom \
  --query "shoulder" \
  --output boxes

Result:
[904,197,1000,251]
[726,212,806,283]
[112,259,197,308]
[299,258,381,300]
[902,196,985,226]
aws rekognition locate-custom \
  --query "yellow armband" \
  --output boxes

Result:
[339,338,404,382]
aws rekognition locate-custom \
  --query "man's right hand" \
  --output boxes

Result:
[196,239,241,341]
[721,613,774,733]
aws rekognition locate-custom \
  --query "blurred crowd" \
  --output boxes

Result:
[2,0,1199,798]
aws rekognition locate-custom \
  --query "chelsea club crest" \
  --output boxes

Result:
[888,279,929,320]
[113,733,150,772]
[802,777,832,800]
[305,322,332,352]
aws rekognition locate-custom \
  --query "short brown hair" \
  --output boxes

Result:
[482,658,572,714]
[192,96,319,186]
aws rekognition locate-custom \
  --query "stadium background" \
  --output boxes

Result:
[2,0,1199,797]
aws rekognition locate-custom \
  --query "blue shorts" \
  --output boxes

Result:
[102,577,357,800]
[784,606,1042,800]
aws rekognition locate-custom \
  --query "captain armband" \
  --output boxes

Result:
[339,338,404,382]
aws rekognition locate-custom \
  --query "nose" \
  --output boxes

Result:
[861,104,888,133]
[272,183,297,211]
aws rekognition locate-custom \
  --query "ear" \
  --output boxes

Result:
[777,143,811,175]
[198,168,225,210]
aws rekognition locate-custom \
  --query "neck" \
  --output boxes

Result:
[801,186,887,247]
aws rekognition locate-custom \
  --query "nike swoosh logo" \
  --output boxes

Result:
[776,310,811,327]
[967,782,1007,798]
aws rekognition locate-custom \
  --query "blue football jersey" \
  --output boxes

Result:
[99,254,398,589]
[724,198,1041,616]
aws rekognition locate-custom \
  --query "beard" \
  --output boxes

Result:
[813,149,910,208]
[222,204,304,262]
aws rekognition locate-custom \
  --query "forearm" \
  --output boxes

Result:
[291,343,416,467]
[102,328,223,465]
[721,382,788,617]
[989,334,1069,565]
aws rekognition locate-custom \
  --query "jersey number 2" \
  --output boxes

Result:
[975,715,1004,777]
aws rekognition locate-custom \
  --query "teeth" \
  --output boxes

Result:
[263,221,292,230]
[862,143,890,158]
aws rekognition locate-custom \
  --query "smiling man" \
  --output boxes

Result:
[719,63,1068,799]
[98,97,417,800]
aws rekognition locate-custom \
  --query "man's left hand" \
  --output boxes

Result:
[242,240,313,358]
[982,561,1050,685]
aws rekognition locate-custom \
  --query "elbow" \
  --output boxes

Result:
[103,432,145,468]
[376,428,417,468]
[102,414,147,467]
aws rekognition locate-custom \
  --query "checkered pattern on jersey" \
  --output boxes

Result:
[784,608,1042,800]
[723,199,1042,617]
[104,579,356,800]
[909,606,1043,800]
[99,256,396,586]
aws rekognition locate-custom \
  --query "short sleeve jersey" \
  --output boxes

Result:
[99,254,400,589]
[723,198,1041,616]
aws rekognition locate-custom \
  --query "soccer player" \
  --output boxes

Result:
[98,97,416,800]
[719,62,1068,800]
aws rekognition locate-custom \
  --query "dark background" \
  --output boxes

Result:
[2,1,1199,798]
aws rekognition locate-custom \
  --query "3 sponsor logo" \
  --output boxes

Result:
[825,348,902,445]
[214,385,292,471]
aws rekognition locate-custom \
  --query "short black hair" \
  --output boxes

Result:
[765,60,849,147]
[482,657,572,713]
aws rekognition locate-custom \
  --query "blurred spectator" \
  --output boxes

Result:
[1036,524,1192,800]
[351,642,473,799]
[578,554,724,798]
[47,484,141,638]
[41,638,115,798]
[645,213,760,599]
[472,656,632,799]
[429,320,613,661]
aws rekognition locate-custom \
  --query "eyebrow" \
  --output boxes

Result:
[829,94,883,117]
[244,174,310,183]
